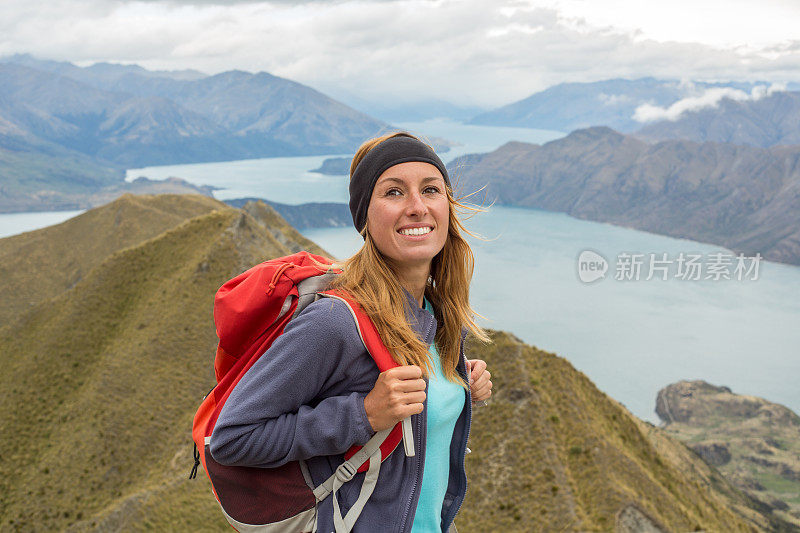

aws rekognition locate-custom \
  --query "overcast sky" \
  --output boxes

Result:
[1,0,799,107]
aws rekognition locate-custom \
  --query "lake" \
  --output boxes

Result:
[3,118,799,423]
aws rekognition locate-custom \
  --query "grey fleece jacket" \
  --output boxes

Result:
[209,289,472,533]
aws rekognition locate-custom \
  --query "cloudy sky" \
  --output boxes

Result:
[1,0,799,108]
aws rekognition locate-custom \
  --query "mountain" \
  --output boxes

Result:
[322,88,488,122]
[462,332,784,532]
[0,55,391,212]
[0,195,327,531]
[448,126,800,267]
[0,63,250,166]
[656,380,800,529]
[1,53,206,84]
[0,194,783,531]
[0,56,389,165]
[0,133,124,212]
[469,77,767,133]
[0,127,212,212]
[635,91,800,148]
[224,198,352,231]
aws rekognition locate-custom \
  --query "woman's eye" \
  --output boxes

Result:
[423,186,441,194]
[385,188,401,196]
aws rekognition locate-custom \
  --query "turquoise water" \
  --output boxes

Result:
[0,210,85,239]
[124,119,565,204]
[3,119,799,423]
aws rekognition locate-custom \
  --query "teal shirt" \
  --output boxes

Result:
[411,298,466,532]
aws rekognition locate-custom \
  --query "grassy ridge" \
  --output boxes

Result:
[460,332,768,532]
[0,194,224,325]
[0,197,327,530]
[0,194,777,531]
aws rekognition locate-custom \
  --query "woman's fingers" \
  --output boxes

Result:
[365,365,427,431]
[467,359,492,402]
[468,359,487,383]
[394,378,427,393]
[472,380,492,402]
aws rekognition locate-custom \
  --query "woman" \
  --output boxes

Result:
[210,132,492,533]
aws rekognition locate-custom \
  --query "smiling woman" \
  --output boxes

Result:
[209,131,492,533]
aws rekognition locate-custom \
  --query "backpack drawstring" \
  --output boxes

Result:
[266,263,293,295]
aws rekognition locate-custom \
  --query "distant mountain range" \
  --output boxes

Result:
[224,197,351,231]
[469,78,762,131]
[635,91,800,147]
[469,77,800,147]
[324,88,488,123]
[0,194,781,531]
[0,54,394,212]
[448,126,800,267]
[0,55,388,167]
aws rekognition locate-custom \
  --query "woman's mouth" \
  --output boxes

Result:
[398,226,433,236]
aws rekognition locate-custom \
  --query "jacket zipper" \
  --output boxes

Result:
[400,407,424,532]
[399,314,435,532]
[441,333,471,531]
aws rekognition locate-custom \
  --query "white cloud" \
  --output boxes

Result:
[597,93,631,106]
[0,0,799,108]
[632,83,788,122]
[524,0,800,50]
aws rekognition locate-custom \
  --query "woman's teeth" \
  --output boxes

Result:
[399,227,432,236]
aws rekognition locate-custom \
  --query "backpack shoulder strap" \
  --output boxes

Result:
[318,290,415,462]
[293,272,338,318]
[318,289,397,372]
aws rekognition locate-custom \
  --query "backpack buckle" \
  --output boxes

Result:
[335,461,357,484]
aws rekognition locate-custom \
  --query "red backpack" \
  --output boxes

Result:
[190,251,414,533]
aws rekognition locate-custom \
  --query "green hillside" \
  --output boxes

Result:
[0,196,326,531]
[0,194,780,531]
[0,194,224,325]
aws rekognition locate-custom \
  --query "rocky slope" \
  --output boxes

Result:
[656,380,800,529]
[448,126,800,266]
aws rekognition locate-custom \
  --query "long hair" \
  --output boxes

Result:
[329,131,490,385]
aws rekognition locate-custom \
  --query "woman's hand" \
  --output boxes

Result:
[363,365,426,432]
[467,359,492,403]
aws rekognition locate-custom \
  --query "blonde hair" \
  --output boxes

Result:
[329,131,490,385]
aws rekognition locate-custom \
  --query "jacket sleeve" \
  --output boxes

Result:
[209,296,377,468]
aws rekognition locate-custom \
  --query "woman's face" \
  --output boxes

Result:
[366,161,449,275]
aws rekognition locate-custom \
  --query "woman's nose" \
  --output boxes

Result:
[404,190,428,216]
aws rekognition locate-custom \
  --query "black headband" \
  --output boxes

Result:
[349,135,450,235]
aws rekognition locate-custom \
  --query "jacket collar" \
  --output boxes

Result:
[401,286,437,345]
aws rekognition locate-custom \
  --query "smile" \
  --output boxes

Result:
[398,226,433,236]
